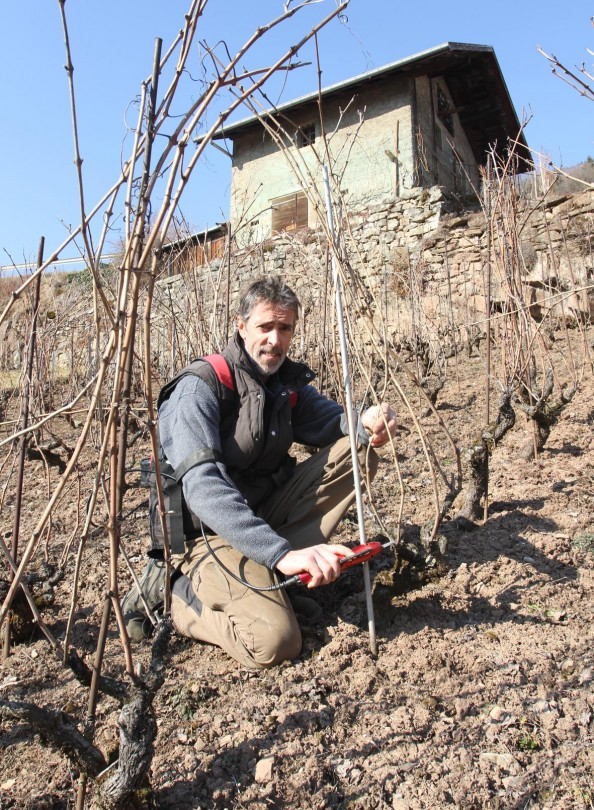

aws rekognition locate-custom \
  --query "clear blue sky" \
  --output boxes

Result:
[1,0,591,270]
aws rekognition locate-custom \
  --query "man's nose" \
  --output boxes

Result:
[268,329,280,345]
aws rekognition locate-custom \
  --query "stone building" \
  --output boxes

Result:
[213,42,530,246]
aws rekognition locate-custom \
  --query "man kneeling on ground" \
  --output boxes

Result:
[123,276,396,669]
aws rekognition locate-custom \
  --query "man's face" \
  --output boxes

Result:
[238,300,296,377]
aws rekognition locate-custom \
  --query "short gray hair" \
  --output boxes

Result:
[238,276,300,322]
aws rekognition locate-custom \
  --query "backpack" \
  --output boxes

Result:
[143,353,300,557]
[143,354,237,557]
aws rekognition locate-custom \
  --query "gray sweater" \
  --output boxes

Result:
[159,371,353,569]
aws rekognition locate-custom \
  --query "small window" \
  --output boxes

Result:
[271,191,308,234]
[296,123,316,148]
[437,86,454,136]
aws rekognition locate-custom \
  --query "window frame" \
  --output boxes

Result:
[296,122,316,148]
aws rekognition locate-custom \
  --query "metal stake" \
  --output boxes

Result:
[322,165,378,655]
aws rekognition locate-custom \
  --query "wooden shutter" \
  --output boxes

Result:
[271,192,308,234]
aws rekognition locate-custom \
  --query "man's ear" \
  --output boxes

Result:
[237,316,246,338]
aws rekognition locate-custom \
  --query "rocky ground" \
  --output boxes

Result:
[0,327,593,809]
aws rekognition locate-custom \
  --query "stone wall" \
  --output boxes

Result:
[229,185,594,330]
[7,185,588,388]
[155,184,594,371]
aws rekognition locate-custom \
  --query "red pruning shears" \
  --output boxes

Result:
[282,540,391,588]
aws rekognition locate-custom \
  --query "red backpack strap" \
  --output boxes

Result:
[202,354,235,393]
[203,354,297,408]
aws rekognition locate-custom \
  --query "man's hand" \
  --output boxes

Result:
[276,544,353,588]
[361,403,397,447]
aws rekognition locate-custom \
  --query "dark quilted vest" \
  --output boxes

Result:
[158,333,316,534]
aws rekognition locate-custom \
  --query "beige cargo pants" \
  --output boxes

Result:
[171,437,377,669]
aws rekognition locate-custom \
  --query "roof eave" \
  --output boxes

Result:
[209,41,531,174]
[211,42,493,140]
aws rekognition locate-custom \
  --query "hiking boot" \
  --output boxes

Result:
[122,558,167,642]
[125,612,156,643]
